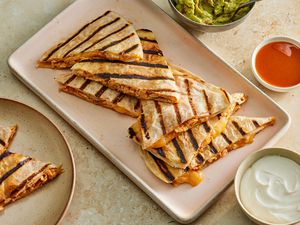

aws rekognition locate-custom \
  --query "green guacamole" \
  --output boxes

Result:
[175,0,251,25]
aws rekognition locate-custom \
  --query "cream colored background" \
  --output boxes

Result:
[0,0,299,224]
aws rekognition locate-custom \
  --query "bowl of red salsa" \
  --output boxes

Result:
[252,37,300,92]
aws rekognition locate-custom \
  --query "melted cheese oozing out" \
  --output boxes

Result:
[240,155,300,224]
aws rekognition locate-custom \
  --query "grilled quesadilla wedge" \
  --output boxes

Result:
[71,29,180,103]
[38,11,143,69]
[55,73,140,117]
[0,151,62,210]
[0,125,17,154]
[130,93,247,168]
[129,65,231,149]
[140,116,275,186]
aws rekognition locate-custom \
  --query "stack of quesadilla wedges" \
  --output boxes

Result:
[38,10,275,187]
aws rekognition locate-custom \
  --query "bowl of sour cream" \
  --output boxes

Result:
[235,148,300,225]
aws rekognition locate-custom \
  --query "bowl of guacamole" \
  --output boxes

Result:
[168,0,256,32]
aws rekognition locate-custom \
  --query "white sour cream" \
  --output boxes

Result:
[240,155,300,224]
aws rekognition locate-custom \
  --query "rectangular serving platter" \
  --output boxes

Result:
[8,0,290,223]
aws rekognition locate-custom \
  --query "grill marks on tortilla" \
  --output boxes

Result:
[185,79,197,116]
[80,58,168,69]
[0,158,32,185]
[221,132,232,145]
[203,90,211,114]
[0,151,13,161]
[10,163,50,196]
[209,143,218,154]
[143,49,163,56]
[96,73,174,81]
[0,139,5,147]
[140,108,150,139]
[156,148,166,158]
[202,122,211,133]
[43,10,112,60]
[150,153,174,181]
[82,23,129,52]
[155,102,166,135]
[42,11,143,62]
[99,32,135,51]
[187,129,199,151]
[112,93,125,104]
[252,120,260,128]
[232,121,246,136]
[173,104,182,124]
[57,74,140,117]
[172,139,187,163]
[63,17,121,57]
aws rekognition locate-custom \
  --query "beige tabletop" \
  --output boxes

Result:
[0,0,299,224]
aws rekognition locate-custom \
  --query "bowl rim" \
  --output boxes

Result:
[234,147,300,225]
[168,0,256,27]
[251,36,300,92]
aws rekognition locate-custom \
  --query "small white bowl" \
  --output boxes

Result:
[251,37,300,92]
[235,148,300,225]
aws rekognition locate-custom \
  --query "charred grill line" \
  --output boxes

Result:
[232,121,246,136]
[95,86,108,98]
[0,139,5,147]
[82,23,129,52]
[143,49,163,56]
[155,102,166,135]
[80,58,168,69]
[222,89,230,103]
[172,139,187,163]
[64,75,76,85]
[0,158,32,185]
[99,33,134,51]
[216,113,222,120]
[252,120,260,128]
[128,127,136,139]
[140,38,158,43]
[173,104,182,125]
[112,93,125,104]
[140,108,150,139]
[187,129,199,151]
[221,132,232,145]
[150,153,174,181]
[196,154,204,164]
[43,10,111,60]
[0,151,13,161]
[63,17,121,57]
[156,148,166,158]
[123,44,139,54]
[209,143,218,154]
[10,163,50,196]
[79,79,91,90]
[185,79,198,116]
[134,100,140,111]
[96,73,174,81]
[202,122,211,133]
[203,90,211,114]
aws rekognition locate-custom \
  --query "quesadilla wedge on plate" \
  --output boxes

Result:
[38,11,143,69]
[130,93,247,168]
[140,115,275,186]
[55,73,140,118]
[71,29,180,103]
[129,65,231,149]
[0,125,17,154]
[0,150,63,210]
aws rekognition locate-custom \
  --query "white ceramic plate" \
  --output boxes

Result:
[0,98,75,225]
[7,0,290,223]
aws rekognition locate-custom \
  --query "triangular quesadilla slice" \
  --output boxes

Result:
[0,151,63,210]
[71,29,181,103]
[0,125,17,154]
[55,73,140,118]
[140,116,275,186]
[38,11,143,69]
[129,65,231,149]
[130,93,246,168]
